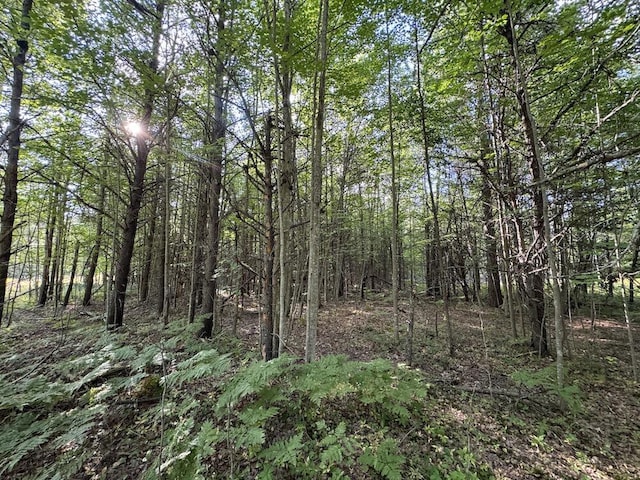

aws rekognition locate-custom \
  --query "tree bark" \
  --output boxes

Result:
[0,0,34,324]
[262,115,275,361]
[386,8,400,342]
[200,2,227,337]
[305,0,329,363]
[414,21,454,356]
[37,200,56,306]
[83,185,105,306]
[62,241,80,307]
[139,175,159,303]
[274,0,297,356]
[107,0,165,329]
[502,2,562,363]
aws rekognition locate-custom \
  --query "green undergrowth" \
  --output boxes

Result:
[0,318,495,479]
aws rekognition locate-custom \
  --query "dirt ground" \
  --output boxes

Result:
[1,293,639,479]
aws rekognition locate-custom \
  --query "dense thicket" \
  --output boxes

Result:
[1,0,638,377]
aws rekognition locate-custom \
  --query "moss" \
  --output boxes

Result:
[134,374,162,399]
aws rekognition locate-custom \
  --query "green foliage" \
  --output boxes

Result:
[359,438,405,480]
[0,405,103,476]
[163,349,231,388]
[511,365,583,413]
[215,354,294,413]
[0,374,69,411]
[161,354,438,479]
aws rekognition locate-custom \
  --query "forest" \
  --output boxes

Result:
[0,0,639,478]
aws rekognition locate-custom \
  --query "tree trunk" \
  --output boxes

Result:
[262,115,275,361]
[200,2,227,337]
[38,200,56,306]
[503,1,560,362]
[414,21,454,356]
[0,0,33,324]
[480,131,503,307]
[386,9,400,342]
[305,0,329,363]
[62,241,80,307]
[50,193,69,304]
[188,175,206,323]
[269,0,298,356]
[83,185,105,306]
[139,175,159,303]
[106,0,165,329]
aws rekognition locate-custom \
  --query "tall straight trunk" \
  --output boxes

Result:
[200,2,227,337]
[275,0,297,356]
[83,185,105,306]
[630,234,639,304]
[50,193,68,303]
[0,0,33,324]
[155,177,167,314]
[482,36,518,334]
[262,115,275,361]
[38,201,56,306]
[305,0,329,363]
[414,22,454,356]
[503,2,559,363]
[107,0,165,329]
[188,175,206,323]
[333,141,353,299]
[386,10,400,342]
[139,175,159,302]
[62,241,80,307]
[614,233,638,381]
[161,125,172,325]
[480,119,503,307]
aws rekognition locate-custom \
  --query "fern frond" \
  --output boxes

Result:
[162,349,230,388]
[215,355,294,413]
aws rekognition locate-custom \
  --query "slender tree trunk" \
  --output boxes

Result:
[480,129,503,307]
[107,0,165,329]
[503,2,558,362]
[161,131,172,325]
[262,115,275,361]
[38,201,56,306]
[83,185,105,306]
[269,0,297,356]
[62,242,80,307]
[630,234,639,304]
[0,0,33,324]
[305,0,329,363]
[614,231,638,381]
[50,193,68,304]
[386,9,400,342]
[188,175,206,323]
[414,22,454,356]
[200,2,227,337]
[139,176,159,303]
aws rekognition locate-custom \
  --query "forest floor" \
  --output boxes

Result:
[0,292,639,479]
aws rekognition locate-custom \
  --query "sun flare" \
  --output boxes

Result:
[125,121,144,137]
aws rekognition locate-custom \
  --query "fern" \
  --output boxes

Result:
[0,375,69,411]
[352,359,428,424]
[358,438,405,480]
[511,365,583,412]
[237,405,280,426]
[293,355,357,404]
[0,404,103,476]
[163,349,231,388]
[260,432,304,468]
[130,344,163,372]
[215,355,294,413]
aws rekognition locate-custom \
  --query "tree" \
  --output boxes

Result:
[106,0,166,329]
[0,0,34,325]
[305,0,330,363]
